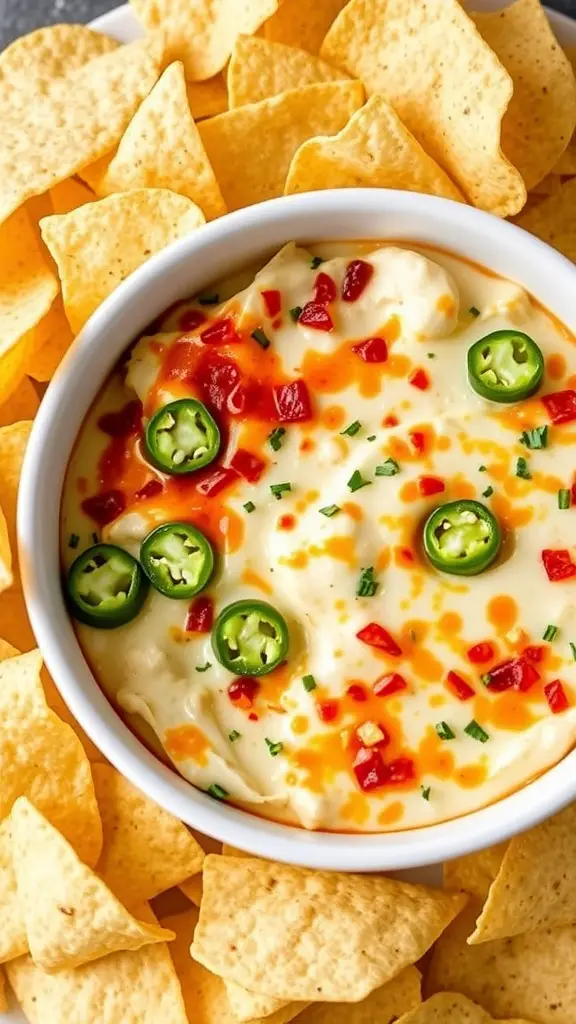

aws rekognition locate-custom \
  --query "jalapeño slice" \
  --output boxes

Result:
[66,544,148,628]
[145,399,220,475]
[140,522,214,599]
[467,330,544,404]
[423,500,502,576]
[212,600,289,676]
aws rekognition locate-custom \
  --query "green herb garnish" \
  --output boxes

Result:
[319,504,341,518]
[347,470,372,493]
[464,719,489,743]
[469,306,481,318]
[265,738,283,757]
[341,420,361,437]
[482,486,494,498]
[270,482,292,500]
[367,435,376,442]
[252,328,270,350]
[228,730,241,743]
[543,624,558,642]
[520,425,548,450]
[435,721,455,740]
[558,488,571,510]
[478,465,487,473]
[207,784,228,800]
[243,501,256,514]
[515,456,531,480]
[68,533,80,549]
[375,458,400,477]
[570,642,576,661]
[268,427,286,452]
[289,305,303,322]
[197,292,220,305]
[356,566,378,598]
[195,662,212,673]
[420,785,431,801]
[303,674,317,692]
[310,256,324,269]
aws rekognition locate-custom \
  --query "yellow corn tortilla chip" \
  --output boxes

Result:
[7,903,188,1024]
[321,0,526,217]
[92,763,204,906]
[530,173,564,199]
[0,507,12,596]
[187,74,228,120]
[0,422,38,654]
[229,35,349,108]
[0,639,18,660]
[553,46,576,174]
[259,0,348,55]
[179,874,204,906]
[0,377,40,427]
[426,901,576,1023]
[94,63,226,221]
[49,177,95,215]
[0,967,5,1013]
[285,94,464,201]
[225,980,297,1022]
[471,0,576,193]
[0,649,102,865]
[26,296,75,383]
[192,854,466,1002]
[0,203,59,405]
[130,0,280,80]
[0,40,161,225]
[41,189,206,333]
[77,153,114,193]
[0,23,119,99]
[199,81,364,211]
[0,816,27,963]
[515,177,576,263]
[11,797,173,972]
[444,843,507,903]
[396,992,533,1023]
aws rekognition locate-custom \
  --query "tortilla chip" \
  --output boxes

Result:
[0,967,5,1012]
[0,817,27,963]
[94,62,226,221]
[285,94,464,201]
[426,901,576,1023]
[26,296,75,382]
[187,74,228,120]
[0,423,37,653]
[471,0,576,192]
[259,0,348,55]
[41,189,206,332]
[221,843,246,857]
[321,0,526,217]
[229,35,349,108]
[7,904,188,1024]
[0,650,102,865]
[199,81,364,211]
[0,23,119,99]
[0,377,40,427]
[530,172,564,198]
[515,177,576,263]
[92,763,204,906]
[396,992,533,1023]
[0,507,12,595]
[179,874,204,906]
[0,41,161,225]
[130,0,280,80]
[0,203,59,404]
[49,177,95,215]
[192,854,466,1002]
[225,980,297,1022]
[11,797,173,972]
[444,844,507,903]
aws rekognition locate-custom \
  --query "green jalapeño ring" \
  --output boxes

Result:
[212,600,289,676]
[140,521,215,599]
[423,499,502,576]
[145,398,221,475]
[467,330,544,404]
[66,544,149,628]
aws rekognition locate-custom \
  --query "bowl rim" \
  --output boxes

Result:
[18,188,576,872]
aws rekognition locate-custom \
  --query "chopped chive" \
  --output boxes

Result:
[481,673,492,687]
[375,458,400,477]
[252,328,270,350]
[68,533,80,549]
[341,420,361,437]
[367,435,376,442]
[520,425,548,450]
[435,721,455,740]
[319,504,341,518]
[310,255,324,269]
[515,456,531,480]
[558,488,571,510]
[543,624,558,642]
[303,674,317,692]
[271,482,292,500]
[469,306,481,317]
[268,427,286,452]
[228,730,241,742]
[478,465,487,473]
[265,738,283,757]
[243,501,256,514]
[482,486,494,498]
[197,292,219,305]
[91,532,99,544]
[570,642,576,661]
[464,719,489,743]
[207,783,228,800]
[420,785,431,801]
[356,566,378,598]
[427,352,436,359]
[289,305,303,322]
[347,469,372,493]
[195,662,212,673]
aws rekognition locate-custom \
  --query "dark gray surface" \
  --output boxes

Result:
[0,0,575,49]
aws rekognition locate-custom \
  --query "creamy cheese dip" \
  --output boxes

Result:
[61,241,576,832]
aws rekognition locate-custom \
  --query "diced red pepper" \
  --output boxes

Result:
[352,337,388,363]
[382,757,416,784]
[545,679,570,713]
[353,747,388,791]
[197,354,241,413]
[228,677,260,709]
[524,644,545,663]
[383,414,399,428]
[446,670,475,701]
[97,400,142,438]
[185,596,214,633]
[314,272,337,305]
[179,309,206,332]
[466,642,495,665]
[373,672,407,697]
[262,289,281,317]
[278,514,296,531]
[81,489,126,526]
[196,466,238,497]
[572,480,576,507]
[542,549,576,582]
[230,448,266,483]
[409,430,426,454]
[135,479,164,501]
[542,390,576,425]
[342,259,374,303]
[298,302,334,331]
[357,623,402,657]
[347,683,368,702]
[273,379,312,423]
[418,475,445,498]
[409,368,430,391]
[200,317,241,345]
[484,655,540,693]
[318,699,339,723]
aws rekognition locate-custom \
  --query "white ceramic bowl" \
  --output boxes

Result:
[18,189,576,872]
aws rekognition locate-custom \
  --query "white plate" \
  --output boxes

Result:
[1,2,575,1019]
